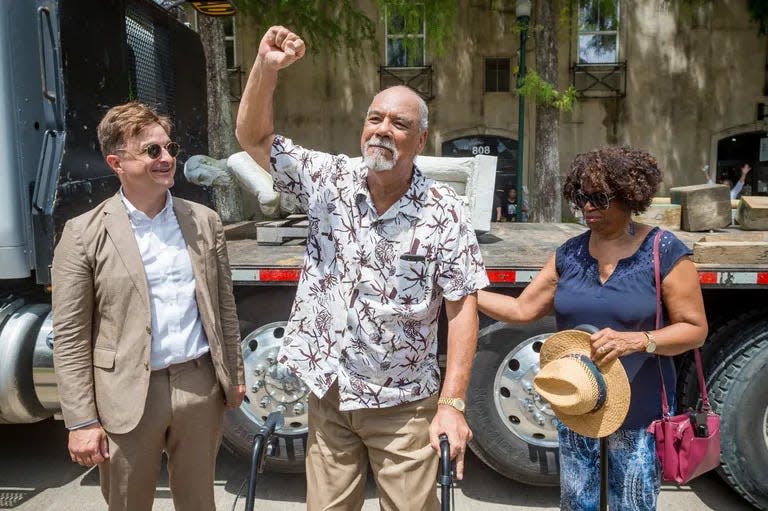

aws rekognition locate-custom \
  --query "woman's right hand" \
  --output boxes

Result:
[590,328,647,364]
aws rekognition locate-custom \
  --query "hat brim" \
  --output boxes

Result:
[538,329,630,438]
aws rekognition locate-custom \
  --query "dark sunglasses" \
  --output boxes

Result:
[117,141,181,159]
[571,191,615,210]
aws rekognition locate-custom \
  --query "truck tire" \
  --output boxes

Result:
[466,318,560,486]
[222,320,308,473]
[677,309,766,409]
[709,329,768,510]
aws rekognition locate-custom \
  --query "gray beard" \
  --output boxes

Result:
[363,152,396,172]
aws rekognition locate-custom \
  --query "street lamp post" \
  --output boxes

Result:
[515,0,531,221]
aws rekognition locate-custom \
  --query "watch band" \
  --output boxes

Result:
[643,331,657,353]
[437,396,466,413]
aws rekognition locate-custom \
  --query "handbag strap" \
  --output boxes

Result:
[652,230,710,415]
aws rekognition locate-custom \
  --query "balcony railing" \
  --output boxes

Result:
[378,66,434,100]
[572,62,626,98]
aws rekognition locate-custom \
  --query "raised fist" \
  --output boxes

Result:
[259,26,306,70]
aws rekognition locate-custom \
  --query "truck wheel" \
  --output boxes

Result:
[709,330,768,510]
[678,309,766,409]
[466,318,560,486]
[222,322,309,473]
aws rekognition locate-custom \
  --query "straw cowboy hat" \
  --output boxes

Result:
[534,329,631,438]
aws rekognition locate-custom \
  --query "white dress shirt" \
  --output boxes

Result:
[121,189,209,370]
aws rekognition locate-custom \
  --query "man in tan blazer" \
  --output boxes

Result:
[52,102,245,511]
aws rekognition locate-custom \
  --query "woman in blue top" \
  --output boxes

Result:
[478,146,708,511]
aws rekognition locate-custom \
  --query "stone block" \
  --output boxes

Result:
[693,241,768,265]
[736,196,768,230]
[633,203,681,230]
[669,184,731,231]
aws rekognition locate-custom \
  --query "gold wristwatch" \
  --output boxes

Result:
[438,396,466,413]
[643,331,657,353]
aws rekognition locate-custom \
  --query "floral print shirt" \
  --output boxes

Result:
[272,136,489,410]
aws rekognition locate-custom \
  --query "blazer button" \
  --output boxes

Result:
[145,326,152,335]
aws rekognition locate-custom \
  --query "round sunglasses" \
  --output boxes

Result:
[571,191,615,210]
[116,141,181,159]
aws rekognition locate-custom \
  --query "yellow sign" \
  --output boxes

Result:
[190,1,236,16]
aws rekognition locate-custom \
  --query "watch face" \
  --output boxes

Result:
[454,398,466,411]
[646,341,657,353]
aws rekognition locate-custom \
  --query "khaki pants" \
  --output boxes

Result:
[306,383,439,511]
[99,353,225,511]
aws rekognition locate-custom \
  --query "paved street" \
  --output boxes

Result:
[0,419,756,510]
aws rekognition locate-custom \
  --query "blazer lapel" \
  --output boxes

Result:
[102,195,150,307]
[172,197,209,298]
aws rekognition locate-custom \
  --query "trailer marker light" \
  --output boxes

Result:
[699,272,717,284]
[487,270,517,283]
[757,272,768,285]
[259,269,301,282]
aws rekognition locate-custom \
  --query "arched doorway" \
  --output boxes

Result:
[716,130,768,195]
[441,135,518,193]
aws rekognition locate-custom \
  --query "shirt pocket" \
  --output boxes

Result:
[392,255,432,305]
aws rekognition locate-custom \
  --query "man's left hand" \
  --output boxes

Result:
[226,384,246,409]
[429,406,473,480]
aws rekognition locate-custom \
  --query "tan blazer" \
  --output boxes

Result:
[52,194,244,434]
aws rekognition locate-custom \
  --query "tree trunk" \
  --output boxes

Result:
[531,0,561,223]
[197,16,237,159]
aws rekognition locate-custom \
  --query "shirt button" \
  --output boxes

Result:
[145,326,152,335]
[144,362,150,371]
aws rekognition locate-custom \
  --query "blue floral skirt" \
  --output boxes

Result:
[557,421,661,511]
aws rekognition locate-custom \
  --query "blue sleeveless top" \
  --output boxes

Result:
[554,227,691,429]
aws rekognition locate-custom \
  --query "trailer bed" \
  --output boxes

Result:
[226,222,768,271]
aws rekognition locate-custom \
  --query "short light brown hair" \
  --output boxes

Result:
[563,146,662,215]
[96,102,172,157]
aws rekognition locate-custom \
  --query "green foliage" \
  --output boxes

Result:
[375,0,458,57]
[235,0,378,60]
[234,1,458,62]
[517,71,578,112]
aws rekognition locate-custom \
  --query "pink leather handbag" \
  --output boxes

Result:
[646,231,721,484]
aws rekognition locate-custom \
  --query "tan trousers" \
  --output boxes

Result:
[98,353,225,511]
[306,383,439,511]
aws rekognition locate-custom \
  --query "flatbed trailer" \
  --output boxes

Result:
[222,221,768,510]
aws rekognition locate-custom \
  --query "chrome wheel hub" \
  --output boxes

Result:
[241,322,309,435]
[493,333,558,448]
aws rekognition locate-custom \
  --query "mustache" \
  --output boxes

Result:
[365,137,395,152]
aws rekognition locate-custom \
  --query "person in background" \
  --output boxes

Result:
[479,146,708,510]
[703,162,751,200]
[493,188,503,222]
[502,186,529,222]
[724,163,751,200]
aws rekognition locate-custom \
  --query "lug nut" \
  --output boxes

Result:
[266,355,276,364]
[293,403,305,414]
[259,396,271,409]
[277,405,287,413]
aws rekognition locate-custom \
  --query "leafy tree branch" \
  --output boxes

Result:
[518,71,578,112]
